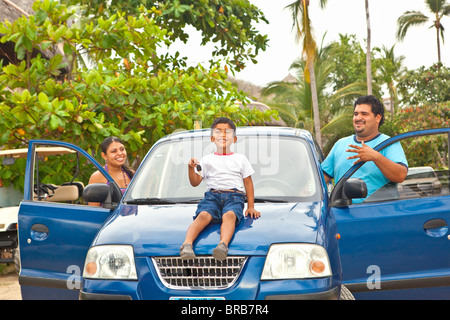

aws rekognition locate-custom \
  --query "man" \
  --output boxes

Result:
[321,95,408,203]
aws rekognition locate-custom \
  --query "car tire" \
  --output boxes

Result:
[339,285,355,300]
[13,247,20,274]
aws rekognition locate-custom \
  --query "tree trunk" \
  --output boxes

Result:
[365,0,372,95]
[308,59,322,148]
[435,16,442,64]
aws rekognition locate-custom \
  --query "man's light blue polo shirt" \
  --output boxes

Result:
[321,133,408,203]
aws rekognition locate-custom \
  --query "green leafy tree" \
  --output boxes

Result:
[64,0,269,72]
[397,63,450,107]
[387,102,450,169]
[0,0,275,189]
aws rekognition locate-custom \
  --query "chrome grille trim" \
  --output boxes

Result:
[152,256,247,290]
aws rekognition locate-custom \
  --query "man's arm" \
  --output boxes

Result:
[243,176,260,218]
[346,142,408,183]
[323,173,332,184]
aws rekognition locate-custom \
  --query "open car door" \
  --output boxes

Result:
[331,128,450,299]
[18,140,122,300]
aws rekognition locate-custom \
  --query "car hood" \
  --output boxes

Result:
[94,201,322,257]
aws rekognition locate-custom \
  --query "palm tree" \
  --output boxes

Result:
[396,0,450,64]
[285,0,328,148]
[377,45,406,117]
[365,0,373,95]
[261,43,367,152]
[262,58,317,131]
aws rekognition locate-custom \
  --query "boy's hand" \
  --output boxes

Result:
[188,158,199,169]
[188,158,202,187]
[245,207,261,219]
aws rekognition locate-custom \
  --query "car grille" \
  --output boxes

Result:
[152,256,247,289]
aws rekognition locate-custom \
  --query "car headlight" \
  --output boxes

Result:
[261,244,332,280]
[83,245,137,280]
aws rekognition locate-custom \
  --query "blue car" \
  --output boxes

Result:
[17,127,450,300]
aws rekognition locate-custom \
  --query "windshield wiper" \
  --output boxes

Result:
[176,198,203,204]
[126,197,176,205]
[253,197,288,203]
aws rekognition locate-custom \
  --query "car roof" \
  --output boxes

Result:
[0,147,76,158]
[158,126,314,142]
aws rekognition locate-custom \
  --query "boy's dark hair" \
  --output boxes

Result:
[211,117,236,135]
[354,95,385,128]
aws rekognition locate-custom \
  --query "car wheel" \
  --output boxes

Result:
[13,247,20,274]
[339,285,355,300]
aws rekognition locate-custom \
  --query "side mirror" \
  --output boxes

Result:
[83,183,122,209]
[344,178,368,199]
[83,183,110,203]
[331,178,368,207]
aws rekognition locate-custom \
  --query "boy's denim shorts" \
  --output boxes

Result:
[195,191,245,225]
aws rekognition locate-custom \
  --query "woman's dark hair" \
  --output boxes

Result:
[211,117,236,135]
[101,136,134,178]
[101,136,124,153]
[354,95,385,128]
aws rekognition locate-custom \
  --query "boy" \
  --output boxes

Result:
[180,117,260,261]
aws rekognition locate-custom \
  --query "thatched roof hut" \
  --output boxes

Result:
[0,0,34,21]
[0,0,35,65]
[282,73,298,84]
[0,0,68,75]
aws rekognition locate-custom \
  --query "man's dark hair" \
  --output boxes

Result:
[354,95,385,128]
[211,117,236,135]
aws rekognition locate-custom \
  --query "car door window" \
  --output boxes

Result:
[31,145,101,205]
[364,132,449,203]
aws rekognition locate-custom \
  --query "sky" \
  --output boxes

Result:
[169,0,450,89]
[236,0,450,86]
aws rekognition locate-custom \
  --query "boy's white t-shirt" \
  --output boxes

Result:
[198,153,254,192]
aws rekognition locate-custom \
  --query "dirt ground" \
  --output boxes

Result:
[0,274,21,300]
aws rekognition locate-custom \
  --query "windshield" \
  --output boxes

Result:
[125,134,321,203]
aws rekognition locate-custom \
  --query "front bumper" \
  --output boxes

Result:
[80,291,132,300]
[264,286,339,300]
[80,256,340,300]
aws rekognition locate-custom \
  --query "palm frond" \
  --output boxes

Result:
[396,11,429,40]
[321,107,353,134]
[426,0,447,13]
[441,3,450,17]
[319,0,328,9]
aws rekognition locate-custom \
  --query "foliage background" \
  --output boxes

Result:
[0,0,449,191]
[0,0,276,190]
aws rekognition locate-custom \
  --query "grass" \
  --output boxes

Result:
[0,263,15,275]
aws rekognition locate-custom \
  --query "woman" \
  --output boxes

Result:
[88,137,135,206]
